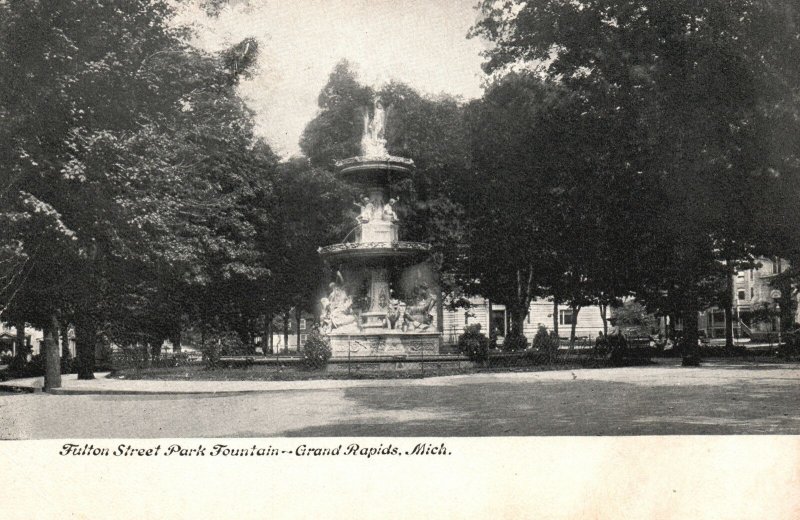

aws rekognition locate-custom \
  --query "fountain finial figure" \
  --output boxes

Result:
[361,97,389,157]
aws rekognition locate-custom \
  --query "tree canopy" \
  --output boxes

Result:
[0,0,285,377]
[470,0,800,354]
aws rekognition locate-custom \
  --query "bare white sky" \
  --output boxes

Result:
[175,0,489,157]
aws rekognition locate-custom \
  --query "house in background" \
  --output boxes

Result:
[262,310,316,353]
[444,258,799,346]
[442,296,606,346]
[0,324,40,357]
[700,257,799,341]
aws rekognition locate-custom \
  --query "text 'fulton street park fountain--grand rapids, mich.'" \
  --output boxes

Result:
[317,98,442,358]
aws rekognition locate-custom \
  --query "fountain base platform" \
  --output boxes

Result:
[327,331,441,358]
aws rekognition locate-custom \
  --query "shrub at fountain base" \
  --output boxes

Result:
[303,329,332,370]
[458,324,489,363]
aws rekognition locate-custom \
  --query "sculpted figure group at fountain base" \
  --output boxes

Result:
[383,283,437,332]
[320,274,437,334]
[320,272,360,334]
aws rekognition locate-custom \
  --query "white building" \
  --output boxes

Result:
[442,296,606,345]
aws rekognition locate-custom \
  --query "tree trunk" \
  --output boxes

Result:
[599,304,608,335]
[170,331,181,354]
[552,299,559,337]
[668,314,676,339]
[151,340,162,359]
[436,289,444,333]
[296,307,302,351]
[263,313,271,356]
[724,304,734,350]
[570,305,581,347]
[681,299,701,366]
[724,260,735,349]
[268,318,273,352]
[283,312,289,354]
[14,318,25,359]
[43,314,61,391]
[75,316,96,380]
[509,305,526,338]
[60,320,71,358]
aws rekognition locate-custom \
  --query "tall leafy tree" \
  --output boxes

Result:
[461,73,573,338]
[299,60,374,168]
[471,0,800,361]
[0,1,279,378]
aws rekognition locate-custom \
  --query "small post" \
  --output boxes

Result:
[421,342,424,377]
[776,303,782,355]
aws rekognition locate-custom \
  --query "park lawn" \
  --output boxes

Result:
[110,359,601,382]
[112,364,474,382]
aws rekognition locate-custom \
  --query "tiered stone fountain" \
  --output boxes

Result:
[317,98,441,357]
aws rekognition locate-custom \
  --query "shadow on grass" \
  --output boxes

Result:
[279,379,800,436]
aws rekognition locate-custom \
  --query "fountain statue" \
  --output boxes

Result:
[361,98,389,158]
[317,97,442,357]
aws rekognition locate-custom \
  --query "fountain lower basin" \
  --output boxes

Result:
[327,330,441,358]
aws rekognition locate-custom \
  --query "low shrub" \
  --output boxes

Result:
[532,325,558,352]
[8,353,28,373]
[302,327,332,370]
[0,353,13,365]
[457,324,489,363]
[23,354,45,377]
[60,355,77,374]
[779,330,800,359]
[502,331,528,352]
[200,331,243,369]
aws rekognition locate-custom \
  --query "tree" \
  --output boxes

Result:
[460,73,572,338]
[299,60,374,168]
[0,1,280,379]
[471,0,800,364]
[262,157,354,334]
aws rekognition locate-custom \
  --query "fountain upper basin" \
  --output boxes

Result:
[335,155,415,184]
[317,240,432,265]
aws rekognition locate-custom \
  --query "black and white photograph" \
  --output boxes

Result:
[0,1,798,518]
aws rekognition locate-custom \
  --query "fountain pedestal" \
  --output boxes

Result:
[359,221,397,243]
[361,267,390,329]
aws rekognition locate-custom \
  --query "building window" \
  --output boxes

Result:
[559,309,575,325]
[736,272,745,281]
[300,334,307,343]
[738,290,746,301]
[750,269,754,281]
[300,319,306,331]
[750,288,754,299]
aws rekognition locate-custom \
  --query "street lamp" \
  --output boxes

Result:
[771,289,782,350]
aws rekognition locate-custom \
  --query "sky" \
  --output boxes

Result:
[174,0,490,157]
